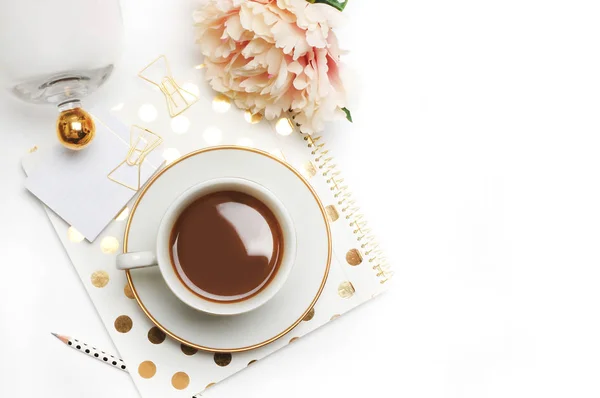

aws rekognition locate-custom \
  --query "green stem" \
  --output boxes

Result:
[342,107,352,123]
[306,0,348,12]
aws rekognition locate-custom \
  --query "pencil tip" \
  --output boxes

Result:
[51,332,69,344]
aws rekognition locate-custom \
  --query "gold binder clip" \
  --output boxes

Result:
[138,55,198,117]
[107,126,163,192]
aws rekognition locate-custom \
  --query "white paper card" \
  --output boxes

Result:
[25,108,164,242]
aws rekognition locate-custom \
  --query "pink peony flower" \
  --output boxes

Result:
[194,0,348,134]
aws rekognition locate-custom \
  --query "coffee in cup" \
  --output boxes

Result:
[117,178,297,315]
[170,190,284,303]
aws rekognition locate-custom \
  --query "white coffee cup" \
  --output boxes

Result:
[117,177,297,316]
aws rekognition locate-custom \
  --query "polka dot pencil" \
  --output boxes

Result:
[52,332,202,397]
[51,333,127,372]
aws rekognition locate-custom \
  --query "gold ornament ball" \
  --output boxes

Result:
[56,107,96,150]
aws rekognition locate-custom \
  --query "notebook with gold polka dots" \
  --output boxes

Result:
[21,63,392,398]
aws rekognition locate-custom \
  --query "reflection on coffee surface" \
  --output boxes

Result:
[169,191,283,303]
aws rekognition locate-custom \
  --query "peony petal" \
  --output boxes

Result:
[287,60,303,75]
[273,57,289,89]
[293,74,308,90]
[266,47,283,75]
[242,38,270,57]
[306,28,327,49]
[225,15,244,41]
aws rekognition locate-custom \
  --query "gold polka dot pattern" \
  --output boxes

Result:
[338,281,355,299]
[303,308,315,321]
[214,352,232,367]
[171,372,190,390]
[180,344,198,356]
[100,236,119,254]
[325,205,339,222]
[346,249,363,266]
[124,283,135,299]
[114,315,133,333]
[147,327,166,344]
[138,361,156,379]
[67,226,85,243]
[90,271,109,288]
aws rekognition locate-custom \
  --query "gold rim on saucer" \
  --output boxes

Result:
[123,146,332,353]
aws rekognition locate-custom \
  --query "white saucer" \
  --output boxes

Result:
[124,146,331,353]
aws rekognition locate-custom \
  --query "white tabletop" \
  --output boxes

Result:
[2,1,600,397]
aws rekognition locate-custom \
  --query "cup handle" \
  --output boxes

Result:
[116,251,158,270]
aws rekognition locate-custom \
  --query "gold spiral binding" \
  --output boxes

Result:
[302,133,394,284]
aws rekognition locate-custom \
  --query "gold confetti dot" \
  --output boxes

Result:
[205,382,216,390]
[101,236,120,254]
[302,161,317,178]
[138,361,156,379]
[325,205,339,222]
[172,372,190,390]
[124,283,135,299]
[214,352,232,367]
[115,207,130,221]
[303,308,315,322]
[203,126,222,145]
[171,115,190,134]
[194,63,206,70]
[212,94,231,113]
[28,145,38,153]
[330,314,341,321]
[289,337,299,344]
[67,226,85,243]
[180,344,198,356]
[248,360,257,366]
[148,327,166,344]
[138,104,157,122]
[346,248,363,266]
[275,117,294,136]
[114,315,133,333]
[244,110,263,124]
[91,270,109,288]
[162,148,181,165]
[338,281,355,299]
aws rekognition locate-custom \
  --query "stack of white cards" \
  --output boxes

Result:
[25,108,164,242]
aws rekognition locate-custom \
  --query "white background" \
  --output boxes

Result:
[2,0,600,397]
